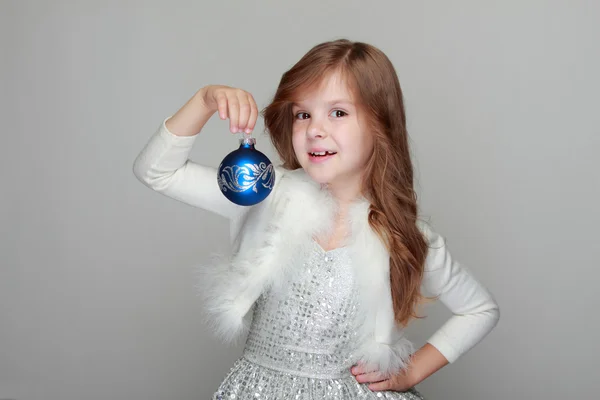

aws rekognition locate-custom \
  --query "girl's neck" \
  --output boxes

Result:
[323,179,364,208]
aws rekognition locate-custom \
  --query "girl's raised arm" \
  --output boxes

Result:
[133,86,259,220]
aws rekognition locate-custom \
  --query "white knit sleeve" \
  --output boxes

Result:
[132,116,245,220]
[418,220,500,363]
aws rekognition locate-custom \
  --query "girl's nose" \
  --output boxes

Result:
[307,118,326,139]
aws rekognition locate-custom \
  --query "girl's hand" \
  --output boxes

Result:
[199,85,258,134]
[351,363,417,392]
[351,344,447,392]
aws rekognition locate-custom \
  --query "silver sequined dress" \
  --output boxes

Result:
[212,242,425,399]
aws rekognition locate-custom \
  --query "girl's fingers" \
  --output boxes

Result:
[227,95,240,133]
[355,371,387,384]
[212,87,257,133]
[351,362,367,375]
[216,92,228,120]
[246,93,258,133]
[237,91,251,133]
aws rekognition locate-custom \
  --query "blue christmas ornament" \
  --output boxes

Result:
[217,135,275,206]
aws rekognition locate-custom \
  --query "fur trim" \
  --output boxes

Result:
[344,199,415,375]
[194,251,254,344]
[354,336,415,377]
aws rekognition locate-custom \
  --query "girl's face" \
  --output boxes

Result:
[291,72,374,200]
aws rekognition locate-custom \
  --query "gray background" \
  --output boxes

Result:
[2,1,599,399]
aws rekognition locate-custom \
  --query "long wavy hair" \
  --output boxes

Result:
[262,39,429,326]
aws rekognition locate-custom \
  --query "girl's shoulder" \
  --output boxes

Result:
[271,166,320,194]
[274,166,311,182]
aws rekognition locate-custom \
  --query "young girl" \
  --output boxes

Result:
[133,39,500,399]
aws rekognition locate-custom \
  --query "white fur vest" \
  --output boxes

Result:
[195,167,416,376]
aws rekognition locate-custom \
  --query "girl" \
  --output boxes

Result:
[133,39,500,399]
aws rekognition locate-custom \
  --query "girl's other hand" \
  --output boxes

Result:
[351,362,417,392]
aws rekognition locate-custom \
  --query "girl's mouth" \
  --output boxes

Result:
[308,151,337,163]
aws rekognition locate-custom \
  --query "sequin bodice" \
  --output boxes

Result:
[242,242,360,379]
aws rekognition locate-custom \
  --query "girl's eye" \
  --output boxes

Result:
[330,110,347,118]
[295,112,310,120]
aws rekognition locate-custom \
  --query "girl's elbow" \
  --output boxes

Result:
[132,158,154,188]
[487,301,501,328]
[131,158,173,192]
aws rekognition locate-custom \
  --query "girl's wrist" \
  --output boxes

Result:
[404,360,425,387]
[194,87,214,113]
[404,343,449,387]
